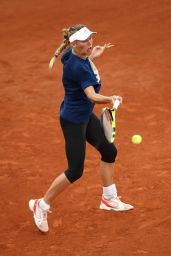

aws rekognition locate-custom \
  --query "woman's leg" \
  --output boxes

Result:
[86,113,117,187]
[29,117,87,232]
[43,173,70,205]
[86,113,133,211]
[100,161,114,187]
[43,118,87,205]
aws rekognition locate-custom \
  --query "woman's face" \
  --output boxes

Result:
[71,36,93,58]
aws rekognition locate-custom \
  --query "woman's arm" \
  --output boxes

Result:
[84,86,122,105]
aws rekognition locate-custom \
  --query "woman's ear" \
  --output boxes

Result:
[70,41,77,49]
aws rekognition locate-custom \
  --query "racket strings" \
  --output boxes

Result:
[100,108,116,143]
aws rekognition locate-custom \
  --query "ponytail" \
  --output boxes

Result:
[49,40,69,70]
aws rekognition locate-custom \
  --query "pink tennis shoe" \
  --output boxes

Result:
[100,196,134,211]
[29,199,50,233]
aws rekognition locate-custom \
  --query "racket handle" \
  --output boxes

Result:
[113,99,120,109]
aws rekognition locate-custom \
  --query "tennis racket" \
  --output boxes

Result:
[100,99,120,143]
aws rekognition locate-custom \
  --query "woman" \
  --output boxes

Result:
[29,24,133,233]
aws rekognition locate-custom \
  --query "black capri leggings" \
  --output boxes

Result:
[60,113,117,183]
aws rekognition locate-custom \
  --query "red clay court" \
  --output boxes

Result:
[0,0,171,255]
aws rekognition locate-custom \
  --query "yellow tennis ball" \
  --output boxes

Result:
[131,135,142,144]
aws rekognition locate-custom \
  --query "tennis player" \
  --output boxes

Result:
[29,24,133,233]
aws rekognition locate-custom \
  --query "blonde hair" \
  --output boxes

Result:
[49,24,85,70]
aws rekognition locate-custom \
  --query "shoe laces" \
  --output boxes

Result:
[36,206,51,221]
[109,196,123,206]
[42,210,50,221]
[115,196,122,201]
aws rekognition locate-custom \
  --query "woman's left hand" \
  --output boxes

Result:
[89,43,114,60]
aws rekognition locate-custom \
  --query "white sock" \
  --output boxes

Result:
[103,184,117,199]
[39,198,50,210]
